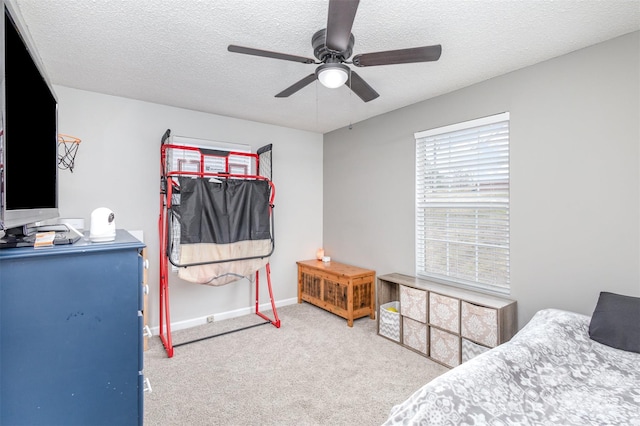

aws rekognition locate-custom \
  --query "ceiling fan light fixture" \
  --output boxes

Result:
[316,63,349,89]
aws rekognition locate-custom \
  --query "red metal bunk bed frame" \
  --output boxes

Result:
[158,130,280,358]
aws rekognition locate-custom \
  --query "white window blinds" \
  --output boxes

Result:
[414,112,510,293]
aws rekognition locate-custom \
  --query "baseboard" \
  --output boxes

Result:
[149,297,298,335]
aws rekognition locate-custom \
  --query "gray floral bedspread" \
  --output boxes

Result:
[383,308,640,425]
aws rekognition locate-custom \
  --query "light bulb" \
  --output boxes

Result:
[316,63,349,89]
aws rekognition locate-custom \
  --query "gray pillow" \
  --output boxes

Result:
[588,291,640,353]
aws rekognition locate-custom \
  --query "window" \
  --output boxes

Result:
[167,135,253,176]
[415,112,510,293]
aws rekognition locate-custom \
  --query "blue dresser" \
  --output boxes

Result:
[0,229,145,425]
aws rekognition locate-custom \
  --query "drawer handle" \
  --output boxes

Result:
[143,284,149,295]
[144,259,150,269]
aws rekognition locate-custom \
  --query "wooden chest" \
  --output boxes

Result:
[297,259,376,326]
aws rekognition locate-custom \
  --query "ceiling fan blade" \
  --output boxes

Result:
[275,73,317,98]
[353,45,442,67]
[228,45,316,64]
[346,71,379,102]
[325,0,359,52]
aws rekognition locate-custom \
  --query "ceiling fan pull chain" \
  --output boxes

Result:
[348,68,353,130]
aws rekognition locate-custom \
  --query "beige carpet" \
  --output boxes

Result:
[143,303,448,426]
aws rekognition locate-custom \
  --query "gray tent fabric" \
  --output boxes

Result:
[175,177,271,245]
[170,177,273,285]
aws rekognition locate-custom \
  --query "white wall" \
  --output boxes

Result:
[56,87,323,331]
[323,31,640,329]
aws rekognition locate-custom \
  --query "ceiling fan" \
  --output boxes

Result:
[227,0,442,102]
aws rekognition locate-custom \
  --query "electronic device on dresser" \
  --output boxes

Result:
[0,0,60,244]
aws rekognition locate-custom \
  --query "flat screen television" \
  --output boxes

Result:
[0,0,59,234]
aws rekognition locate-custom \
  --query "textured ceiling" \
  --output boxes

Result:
[12,0,640,134]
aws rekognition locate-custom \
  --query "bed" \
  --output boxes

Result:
[383,293,640,425]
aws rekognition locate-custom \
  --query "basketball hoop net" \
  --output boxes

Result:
[58,134,81,172]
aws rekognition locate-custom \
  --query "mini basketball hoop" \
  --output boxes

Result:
[58,134,81,172]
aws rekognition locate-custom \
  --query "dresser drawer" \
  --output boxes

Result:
[461,301,498,347]
[429,293,460,332]
[429,327,460,368]
[403,317,428,354]
[400,285,427,323]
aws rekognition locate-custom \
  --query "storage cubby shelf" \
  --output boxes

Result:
[377,273,517,368]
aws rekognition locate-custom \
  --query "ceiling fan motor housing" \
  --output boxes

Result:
[312,28,354,62]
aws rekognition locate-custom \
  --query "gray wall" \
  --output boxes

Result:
[56,87,324,331]
[323,31,640,329]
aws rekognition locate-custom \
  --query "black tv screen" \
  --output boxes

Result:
[1,2,59,231]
